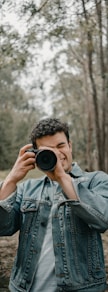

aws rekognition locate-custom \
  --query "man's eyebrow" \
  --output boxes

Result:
[57,142,66,147]
[47,142,66,148]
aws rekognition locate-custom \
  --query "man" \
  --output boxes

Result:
[0,118,108,292]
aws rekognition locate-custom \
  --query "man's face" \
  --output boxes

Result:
[36,132,72,172]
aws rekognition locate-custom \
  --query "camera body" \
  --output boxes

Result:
[26,148,57,171]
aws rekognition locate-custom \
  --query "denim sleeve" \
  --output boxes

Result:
[0,182,23,236]
[69,172,108,232]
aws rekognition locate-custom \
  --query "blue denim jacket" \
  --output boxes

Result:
[0,163,108,292]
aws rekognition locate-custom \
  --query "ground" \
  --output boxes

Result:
[0,231,108,291]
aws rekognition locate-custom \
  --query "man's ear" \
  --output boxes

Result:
[69,141,72,152]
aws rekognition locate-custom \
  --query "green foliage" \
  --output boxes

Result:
[0,111,13,169]
[0,0,108,171]
[0,109,43,170]
[0,24,29,71]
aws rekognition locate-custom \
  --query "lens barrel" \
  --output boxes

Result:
[36,149,57,171]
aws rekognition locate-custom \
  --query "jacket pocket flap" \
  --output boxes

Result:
[21,199,39,212]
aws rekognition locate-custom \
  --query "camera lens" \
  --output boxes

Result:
[36,149,57,171]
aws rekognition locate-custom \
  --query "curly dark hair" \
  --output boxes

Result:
[30,118,70,148]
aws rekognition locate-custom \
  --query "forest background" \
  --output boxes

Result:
[0,0,108,173]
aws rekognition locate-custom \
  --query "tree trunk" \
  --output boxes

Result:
[81,0,108,171]
[104,0,108,172]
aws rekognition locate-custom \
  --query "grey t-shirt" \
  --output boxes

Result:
[30,209,57,291]
[30,181,64,292]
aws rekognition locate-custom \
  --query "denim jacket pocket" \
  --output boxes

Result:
[15,200,40,269]
[21,199,39,213]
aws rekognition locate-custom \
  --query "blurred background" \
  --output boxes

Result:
[0,0,108,290]
[0,0,108,173]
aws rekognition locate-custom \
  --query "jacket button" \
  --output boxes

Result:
[41,221,46,227]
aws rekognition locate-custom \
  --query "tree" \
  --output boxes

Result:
[40,0,108,171]
[79,0,108,171]
[1,0,108,171]
[0,9,45,170]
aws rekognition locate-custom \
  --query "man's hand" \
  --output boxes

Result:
[0,144,36,200]
[8,144,36,183]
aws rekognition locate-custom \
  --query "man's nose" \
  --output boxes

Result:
[55,149,63,158]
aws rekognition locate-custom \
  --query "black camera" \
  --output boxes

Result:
[26,148,57,171]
